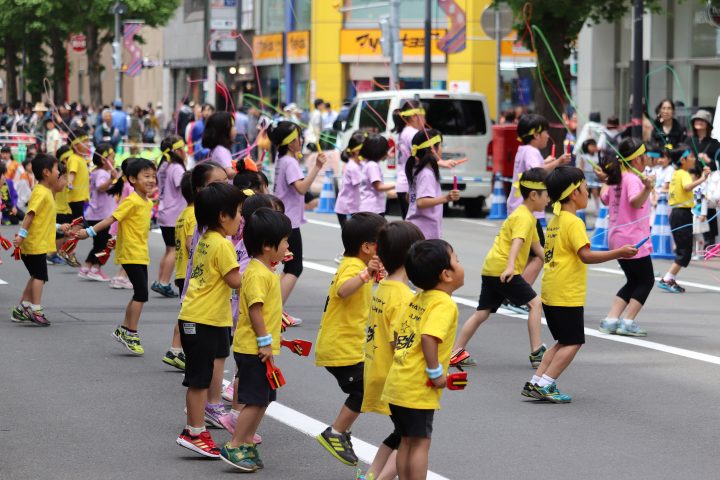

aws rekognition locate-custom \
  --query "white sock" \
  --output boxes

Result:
[605,317,618,325]
[170,347,183,355]
[623,318,634,327]
[230,409,240,416]
[187,425,205,435]
[331,427,342,435]
[663,272,675,282]
[538,374,555,388]
[21,300,31,307]
[31,304,43,312]
[531,375,541,385]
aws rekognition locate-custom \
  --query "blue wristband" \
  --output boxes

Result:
[85,227,97,238]
[425,366,444,379]
[257,335,272,347]
[18,228,28,238]
[55,223,61,233]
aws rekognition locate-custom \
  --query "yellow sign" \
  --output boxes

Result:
[287,30,310,64]
[340,29,446,63]
[253,33,284,66]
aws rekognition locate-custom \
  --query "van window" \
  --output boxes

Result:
[358,99,390,133]
[421,99,487,136]
[343,102,358,131]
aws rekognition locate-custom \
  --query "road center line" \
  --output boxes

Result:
[591,267,720,293]
[458,219,499,227]
[306,218,341,229]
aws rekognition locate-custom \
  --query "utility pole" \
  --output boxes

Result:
[110,2,127,103]
[423,0,431,88]
[495,4,501,123]
[390,0,401,90]
[631,0,643,137]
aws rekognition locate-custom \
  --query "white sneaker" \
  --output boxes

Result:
[87,267,111,282]
[110,277,125,289]
[222,383,235,403]
[78,267,90,279]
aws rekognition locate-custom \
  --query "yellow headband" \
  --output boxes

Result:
[552,181,583,215]
[400,108,426,117]
[172,139,185,150]
[517,126,543,142]
[281,129,299,146]
[348,143,363,153]
[624,144,646,162]
[101,148,114,158]
[411,135,441,156]
[71,135,88,146]
[242,189,255,197]
[512,173,546,197]
[59,150,72,162]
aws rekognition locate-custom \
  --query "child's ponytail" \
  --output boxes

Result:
[107,159,131,196]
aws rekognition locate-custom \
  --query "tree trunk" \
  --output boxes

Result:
[533,31,571,155]
[49,29,67,106]
[86,24,103,108]
[26,32,46,103]
[4,39,18,104]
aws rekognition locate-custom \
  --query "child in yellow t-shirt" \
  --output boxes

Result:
[659,145,710,293]
[75,158,158,355]
[359,221,424,480]
[451,167,549,369]
[11,155,72,326]
[529,166,636,403]
[315,212,387,467]
[172,182,243,459]
[49,145,74,266]
[381,239,465,480]
[66,129,92,218]
[220,208,292,472]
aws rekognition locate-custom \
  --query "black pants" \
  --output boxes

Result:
[69,201,85,222]
[84,220,111,266]
[1,206,25,224]
[704,208,718,246]
[337,213,349,229]
[284,228,303,277]
[397,192,409,220]
[616,256,654,305]
[670,208,693,267]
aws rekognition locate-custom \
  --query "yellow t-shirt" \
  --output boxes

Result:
[315,256,372,367]
[381,290,459,410]
[668,169,693,208]
[362,279,414,415]
[482,204,540,276]
[179,230,239,327]
[174,205,196,280]
[113,191,153,265]
[55,189,71,215]
[23,184,57,255]
[67,153,90,202]
[541,211,590,306]
[233,258,283,355]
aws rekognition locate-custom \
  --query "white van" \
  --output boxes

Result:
[336,90,493,217]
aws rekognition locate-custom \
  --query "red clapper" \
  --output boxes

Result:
[0,235,12,250]
[265,360,286,390]
[281,339,313,356]
[59,217,86,255]
[551,144,556,158]
[426,371,468,391]
[13,246,21,261]
[95,238,117,265]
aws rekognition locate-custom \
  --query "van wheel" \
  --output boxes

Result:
[464,197,485,218]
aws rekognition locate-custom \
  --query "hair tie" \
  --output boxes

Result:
[411,135,441,156]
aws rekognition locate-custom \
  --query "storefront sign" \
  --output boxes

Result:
[287,31,310,64]
[253,33,284,66]
[340,29,446,63]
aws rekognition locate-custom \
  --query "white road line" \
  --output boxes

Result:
[458,219,499,228]
[306,218,341,229]
[303,261,720,366]
[0,278,8,285]
[591,267,720,293]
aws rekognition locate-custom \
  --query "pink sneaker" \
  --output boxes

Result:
[78,267,90,279]
[119,277,134,289]
[87,267,111,282]
[222,383,235,402]
[217,411,262,444]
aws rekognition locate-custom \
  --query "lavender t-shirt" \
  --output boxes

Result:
[507,145,545,219]
[359,161,386,214]
[335,160,363,215]
[407,167,443,239]
[211,145,233,170]
[274,155,306,228]
[396,126,419,193]
[158,162,187,227]
[85,169,117,221]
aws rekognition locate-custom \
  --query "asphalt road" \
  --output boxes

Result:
[2,211,720,480]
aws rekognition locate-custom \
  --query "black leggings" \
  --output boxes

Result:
[283,228,303,277]
[337,213,348,229]
[704,208,718,246]
[69,201,85,222]
[397,192,409,220]
[670,208,693,267]
[84,220,111,266]
[123,264,149,302]
[616,255,655,305]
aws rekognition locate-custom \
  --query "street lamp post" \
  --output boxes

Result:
[423,0,431,88]
[631,0,643,137]
[110,1,128,103]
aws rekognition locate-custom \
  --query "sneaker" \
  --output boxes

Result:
[534,382,572,403]
[219,443,259,472]
[27,308,51,326]
[87,267,111,282]
[11,305,30,323]
[221,382,235,402]
[598,318,619,334]
[502,301,530,314]
[282,311,303,328]
[112,327,145,355]
[152,281,178,298]
[616,321,648,337]
[204,403,227,428]
[316,426,358,466]
[46,253,67,266]
[521,381,537,398]
[176,429,221,458]
[109,277,124,289]
[58,251,80,268]
[528,344,547,368]
[78,267,90,279]
[162,351,185,371]
[217,411,263,444]
[118,277,134,289]
[173,351,186,370]
[248,444,263,469]
[658,279,685,293]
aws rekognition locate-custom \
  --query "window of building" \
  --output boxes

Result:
[344,0,446,28]
[294,0,312,30]
[261,0,285,33]
[241,0,254,30]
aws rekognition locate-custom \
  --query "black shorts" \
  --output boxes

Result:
[22,254,49,282]
[68,201,85,221]
[382,416,402,450]
[284,227,303,277]
[326,362,364,413]
[234,353,277,406]
[528,219,545,258]
[175,278,185,292]
[543,304,585,345]
[477,275,537,312]
[670,208,693,268]
[160,226,175,247]
[179,320,231,388]
[389,404,434,439]
[123,264,149,302]
[56,213,72,239]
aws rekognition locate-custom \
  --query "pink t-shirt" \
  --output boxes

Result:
[335,160,363,215]
[396,126,418,193]
[86,169,117,221]
[157,162,187,227]
[273,155,306,228]
[406,166,442,239]
[507,145,545,219]
[359,161,386,214]
[601,172,652,259]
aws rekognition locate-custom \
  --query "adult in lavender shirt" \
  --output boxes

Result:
[269,121,327,303]
[358,134,395,215]
[153,135,188,296]
[506,114,570,286]
[202,111,237,179]
[335,131,366,228]
[405,130,459,239]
